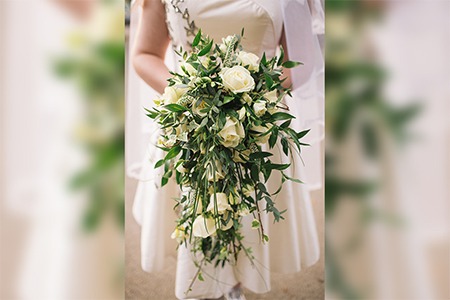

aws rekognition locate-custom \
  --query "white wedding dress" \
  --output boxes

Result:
[131,0,322,298]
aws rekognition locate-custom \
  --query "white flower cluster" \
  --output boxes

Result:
[147,31,305,269]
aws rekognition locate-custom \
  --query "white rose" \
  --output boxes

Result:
[251,124,272,145]
[162,86,188,105]
[207,192,231,215]
[220,66,255,94]
[264,90,278,103]
[237,51,260,72]
[242,185,255,197]
[218,116,245,148]
[181,62,197,76]
[162,86,178,104]
[207,160,225,182]
[192,215,217,238]
[253,100,267,117]
[241,93,253,105]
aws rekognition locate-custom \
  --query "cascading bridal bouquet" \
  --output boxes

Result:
[146,29,309,289]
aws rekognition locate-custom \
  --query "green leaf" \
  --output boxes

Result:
[164,169,173,178]
[211,106,220,113]
[199,117,208,128]
[251,219,260,228]
[222,96,234,105]
[271,183,283,196]
[267,163,290,171]
[281,138,289,156]
[192,29,202,47]
[256,79,263,92]
[277,46,285,66]
[251,164,259,181]
[269,128,278,148]
[198,40,213,56]
[165,145,181,160]
[264,74,273,89]
[175,169,182,184]
[263,234,269,242]
[261,165,271,182]
[163,104,187,112]
[198,272,204,281]
[283,173,303,184]
[280,120,291,129]
[282,60,303,68]
[146,113,157,120]
[144,108,159,119]
[261,53,267,65]
[218,111,226,128]
[285,128,305,152]
[249,151,273,160]
[154,159,165,168]
[297,129,310,139]
[256,183,268,195]
[270,112,296,121]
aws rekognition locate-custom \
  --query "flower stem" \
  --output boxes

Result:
[254,186,265,242]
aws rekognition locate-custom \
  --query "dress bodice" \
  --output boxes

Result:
[163,0,283,57]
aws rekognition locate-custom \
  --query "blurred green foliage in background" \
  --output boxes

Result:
[325,1,420,298]
[54,0,125,232]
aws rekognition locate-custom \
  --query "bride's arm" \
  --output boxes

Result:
[132,0,171,95]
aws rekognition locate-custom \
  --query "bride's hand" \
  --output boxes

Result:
[132,0,171,94]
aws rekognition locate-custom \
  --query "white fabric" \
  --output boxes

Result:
[128,0,323,298]
[2,1,124,299]
[283,0,325,191]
